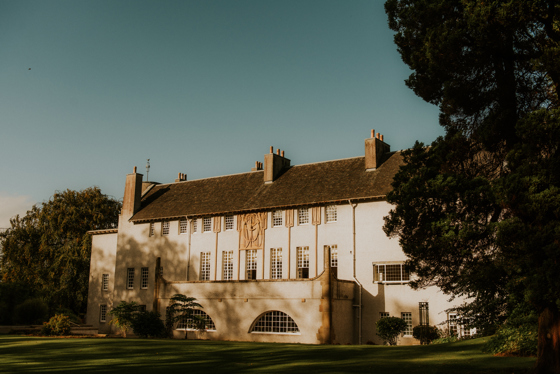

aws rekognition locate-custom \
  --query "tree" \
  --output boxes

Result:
[376,316,408,345]
[0,187,121,316]
[165,294,203,339]
[384,1,560,372]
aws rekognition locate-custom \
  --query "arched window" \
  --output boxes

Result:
[175,310,216,331]
[251,311,299,334]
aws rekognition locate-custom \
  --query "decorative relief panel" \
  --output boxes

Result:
[238,213,267,250]
[311,207,321,226]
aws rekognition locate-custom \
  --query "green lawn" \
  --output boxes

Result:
[0,335,535,374]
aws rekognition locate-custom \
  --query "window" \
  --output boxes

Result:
[270,248,282,279]
[102,274,109,291]
[419,302,429,326]
[374,263,410,282]
[100,305,107,322]
[448,313,458,337]
[222,251,233,280]
[246,250,257,280]
[176,310,216,331]
[328,245,338,278]
[251,311,299,334]
[402,312,412,336]
[149,222,154,237]
[380,312,389,318]
[272,210,283,227]
[200,252,211,281]
[162,221,169,235]
[325,205,337,223]
[298,209,309,225]
[192,219,198,233]
[127,268,134,289]
[297,246,309,279]
[141,267,149,289]
[225,215,234,230]
[179,219,188,234]
[203,217,212,232]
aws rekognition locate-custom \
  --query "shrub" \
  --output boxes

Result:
[413,325,440,345]
[54,308,81,324]
[131,311,166,338]
[376,316,408,345]
[482,323,537,356]
[13,298,48,325]
[109,301,139,336]
[41,314,71,336]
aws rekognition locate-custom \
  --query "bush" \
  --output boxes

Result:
[131,311,166,338]
[482,323,537,356]
[41,314,71,336]
[13,298,48,325]
[413,325,440,345]
[376,317,408,345]
[54,308,81,324]
[109,301,139,336]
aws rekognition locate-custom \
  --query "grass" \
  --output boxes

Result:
[0,335,535,374]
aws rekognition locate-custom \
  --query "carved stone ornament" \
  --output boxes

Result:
[238,213,267,250]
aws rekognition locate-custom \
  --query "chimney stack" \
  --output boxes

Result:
[365,130,390,171]
[264,147,290,183]
[251,161,263,171]
[175,173,187,182]
[122,166,143,219]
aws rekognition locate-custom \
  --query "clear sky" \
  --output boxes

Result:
[0,0,443,227]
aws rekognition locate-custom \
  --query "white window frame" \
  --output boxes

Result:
[222,251,233,280]
[272,210,283,227]
[179,219,188,234]
[297,246,310,279]
[225,215,234,230]
[149,222,154,237]
[175,310,216,331]
[251,311,300,334]
[325,205,337,223]
[373,263,410,283]
[402,312,413,336]
[162,221,170,235]
[192,219,198,233]
[270,248,282,280]
[141,267,149,289]
[380,312,389,319]
[200,252,211,281]
[329,245,338,278]
[246,249,257,280]
[203,217,212,233]
[102,274,109,291]
[127,268,134,289]
[298,209,309,225]
[100,304,107,322]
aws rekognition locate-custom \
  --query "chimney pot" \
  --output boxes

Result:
[270,146,273,154]
[380,134,384,141]
[133,166,137,173]
[281,150,285,157]
[276,149,280,155]
[371,129,375,138]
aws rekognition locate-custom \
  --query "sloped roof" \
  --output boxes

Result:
[130,152,403,222]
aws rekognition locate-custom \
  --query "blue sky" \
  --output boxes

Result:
[0,0,443,227]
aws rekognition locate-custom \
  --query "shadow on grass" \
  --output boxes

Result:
[0,336,535,374]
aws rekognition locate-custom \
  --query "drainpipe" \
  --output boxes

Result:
[186,218,192,280]
[349,199,362,345]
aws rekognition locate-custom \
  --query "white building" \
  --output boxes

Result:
[86,131,462,344]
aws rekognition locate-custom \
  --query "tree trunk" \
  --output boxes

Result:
[534,307,560,374]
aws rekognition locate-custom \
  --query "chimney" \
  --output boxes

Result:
[365,129,390,171]
[251,161,263,171]
[122,166,143,219]
[175,173,187,182]
[264,147,290,183]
